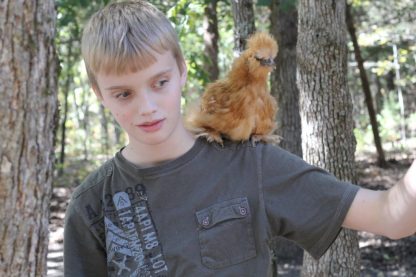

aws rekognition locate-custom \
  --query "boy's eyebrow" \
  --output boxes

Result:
[104,68,173,91]
[104,85,131,91]
[150,68,173,80]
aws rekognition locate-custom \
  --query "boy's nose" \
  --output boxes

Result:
[139,93,157,116]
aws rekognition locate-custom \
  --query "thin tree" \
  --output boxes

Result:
[203,0,220,82]
[59,41,75,176]
[297,0,360,276]
[270,0,302,156]
[231,0,256,53]
[0,1,58,276]
[72,86,90,161]
[346,4,387,168]
[100,104,110,157]
[269,1,303,275]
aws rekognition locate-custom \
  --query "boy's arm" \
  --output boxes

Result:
[343,159,416,239]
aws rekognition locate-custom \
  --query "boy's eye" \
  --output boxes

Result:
[115,91,131,99]
[154,79,169,89]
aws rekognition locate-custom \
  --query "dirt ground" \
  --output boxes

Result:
[47,153,416,276]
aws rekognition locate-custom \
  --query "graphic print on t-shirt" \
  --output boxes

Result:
[104,184,168,277]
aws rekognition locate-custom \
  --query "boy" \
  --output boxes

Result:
[64,1,416,276]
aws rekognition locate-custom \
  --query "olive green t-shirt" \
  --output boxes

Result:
[64,138,359,276]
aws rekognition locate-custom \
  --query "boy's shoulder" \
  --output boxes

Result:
[200,137,293,160]
[71,158,114,201]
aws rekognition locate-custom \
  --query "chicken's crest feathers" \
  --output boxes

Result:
[246,32,278,61]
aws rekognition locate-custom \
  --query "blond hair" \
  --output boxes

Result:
[81,0,185,89]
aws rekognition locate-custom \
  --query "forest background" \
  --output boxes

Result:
[0,0,416,276]
[55,0,416,184]
[53,0,416,276]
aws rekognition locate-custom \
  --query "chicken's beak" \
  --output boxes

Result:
[261,58,275,67]
[255,56,275,67]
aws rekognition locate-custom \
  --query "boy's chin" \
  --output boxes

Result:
[129,133,172,147]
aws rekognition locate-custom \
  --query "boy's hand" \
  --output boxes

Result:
[343,158,416,239]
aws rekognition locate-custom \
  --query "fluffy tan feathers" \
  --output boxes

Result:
[187,32,279,145]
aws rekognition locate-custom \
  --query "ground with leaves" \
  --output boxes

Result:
[47,152,416,277]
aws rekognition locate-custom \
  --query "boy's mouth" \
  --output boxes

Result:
[137,119,165,133]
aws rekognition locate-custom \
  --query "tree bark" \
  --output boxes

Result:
[100,104,110,157]
[203,0,220,82]
[0,1,58,276]
[270,0,302,157]
[114,118,122,145]
[346,4,387,167]
[374,74,383,115]
[297,1,360,276]
[72,88,90,161]
[269,2,303,276]
[59,42,74,176]
[231,0,256,53]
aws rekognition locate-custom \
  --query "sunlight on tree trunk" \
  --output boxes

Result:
[297,0,360,275]
[392,44,407,145]
[0,1,58,276]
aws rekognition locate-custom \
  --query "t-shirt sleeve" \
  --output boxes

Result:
[64,196,107,277]
[260,144,360,259]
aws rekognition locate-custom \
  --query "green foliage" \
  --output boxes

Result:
[377,93,402,143]
[354,92,411,152]
[167,0,212,98]
[348,0,416,91]
[408,112,416,137]
[354,126,374,152]
[349,1,416,154]
[277,0,298,11]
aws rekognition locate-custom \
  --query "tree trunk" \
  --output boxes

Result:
[374,74,383,115]
[392,44,407,143]
[203,0,220,82]
[346,4,387,168]
[83,101,90,161]
[100,104,110,157]
[231,0,256,53]
[72,88,90,161]
[386,70,395,92]
[59,83,69,176]
[114,118,122,145]
[59,43,74,176]
[270,0,302,157]
[0,1,58,276]
[269,1,303,276]
[297,1,360,276]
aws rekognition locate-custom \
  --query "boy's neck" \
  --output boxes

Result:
[121,130,196,168]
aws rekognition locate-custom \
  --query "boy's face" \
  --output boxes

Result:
[94,51,187,147]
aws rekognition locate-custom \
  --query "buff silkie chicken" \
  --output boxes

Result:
[187,32,279,145]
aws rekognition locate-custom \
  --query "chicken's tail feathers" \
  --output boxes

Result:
[184,99,213,135]
[184,101,224,145]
